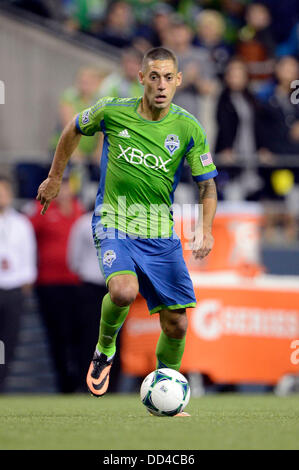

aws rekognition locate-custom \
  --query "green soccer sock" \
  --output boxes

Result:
[96,293,130,358]
[155,330,186,371]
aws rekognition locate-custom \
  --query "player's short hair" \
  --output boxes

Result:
[142,47,178,72]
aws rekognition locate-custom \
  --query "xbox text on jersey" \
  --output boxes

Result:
[117,145,172,172]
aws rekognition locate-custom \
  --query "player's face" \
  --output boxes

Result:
[139,60,182,110]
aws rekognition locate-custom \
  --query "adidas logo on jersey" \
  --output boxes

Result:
[118,129,131,138]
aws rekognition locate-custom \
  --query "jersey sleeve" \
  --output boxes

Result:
[185,122,218,182]
[75,98,109,136]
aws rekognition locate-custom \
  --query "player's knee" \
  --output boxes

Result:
[161,312,188,339]
[109,283,138,306]
[108,274,139,307]
[110,288,137,306]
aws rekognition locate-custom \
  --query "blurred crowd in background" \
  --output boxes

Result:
[1,0,299,395]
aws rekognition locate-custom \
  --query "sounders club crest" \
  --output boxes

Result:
[164,134,180,156]
[103,250,116,268]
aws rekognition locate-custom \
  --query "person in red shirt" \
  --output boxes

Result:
[30,177,84,393]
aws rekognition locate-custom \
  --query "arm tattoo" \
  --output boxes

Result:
[197,179,217,203]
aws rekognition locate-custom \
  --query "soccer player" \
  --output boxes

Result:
[37,47,218,414]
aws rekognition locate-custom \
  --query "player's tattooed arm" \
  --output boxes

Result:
[197,178,217,203]
[36,117,81,214]
[192,178,217,260]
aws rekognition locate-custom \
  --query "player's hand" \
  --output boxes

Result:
[191,228,214,260]
[36,176,61,215]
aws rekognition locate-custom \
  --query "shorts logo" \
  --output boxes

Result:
[164,134,180,156]
[82,110,90,124]
[103,250,116,268]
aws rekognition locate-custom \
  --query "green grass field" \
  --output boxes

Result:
[0,394,298,450]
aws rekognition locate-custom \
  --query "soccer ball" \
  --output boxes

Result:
[140,368,190,417]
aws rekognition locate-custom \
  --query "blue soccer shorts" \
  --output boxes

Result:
[92,227,197,315]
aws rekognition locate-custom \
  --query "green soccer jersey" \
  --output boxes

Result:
[76,96,217,238]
